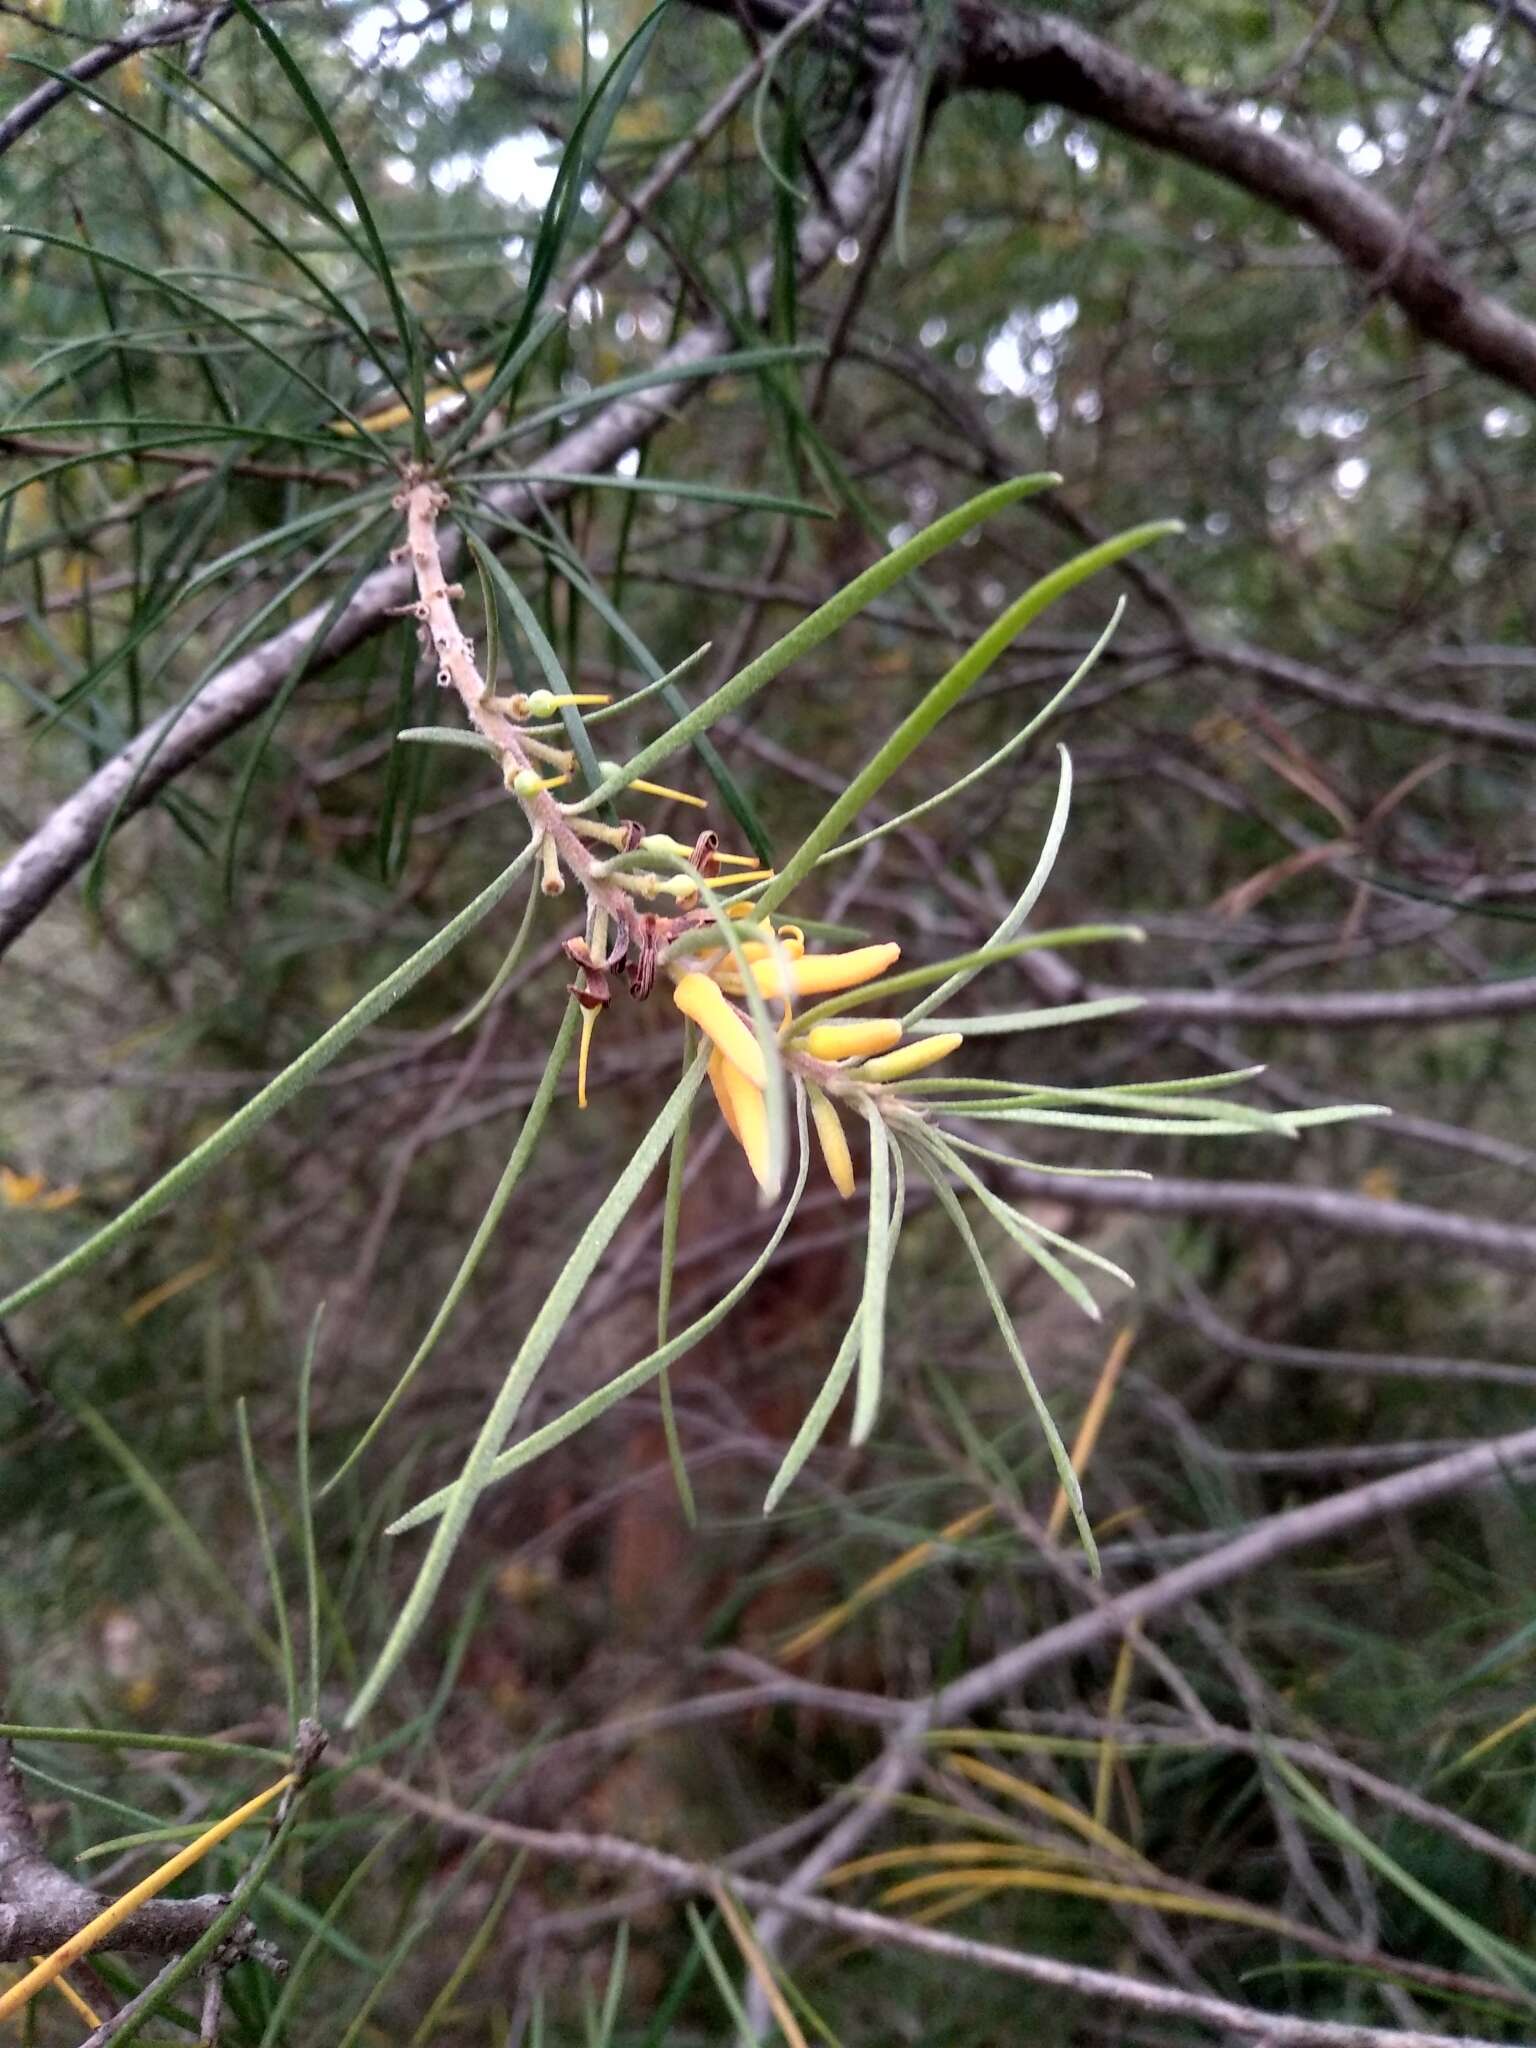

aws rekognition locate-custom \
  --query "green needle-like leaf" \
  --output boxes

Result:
[918,1160,1100,1574]
[762,523,1182,915]
[0,846,536,1319]
[347,1047,709,1723]
[573,475,1063,809]
[321,1001,579,1495]
[389,1088,813,1531]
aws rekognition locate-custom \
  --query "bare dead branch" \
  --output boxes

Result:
[1107,975,1536,1027]
[739,1419,1536,1982]
[0,2,256,158]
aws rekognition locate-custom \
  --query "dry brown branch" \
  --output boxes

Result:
[690,0,1536,395]
[0,3,250,157]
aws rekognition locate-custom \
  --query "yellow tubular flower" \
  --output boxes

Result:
[808,1084,855,1199]
[577,1005,599,1110]
[670,972,768,1088]
[718,1060,773,1191]
[859,1031,965,1081]
[706,1047,741,1140]
[800,1018,903,1062]
[748,942,901,1002]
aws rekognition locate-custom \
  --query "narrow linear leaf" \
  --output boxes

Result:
[765,1323,859,1517]
[918,1159,1100,1573]
[1273,1755,1536,2003]
[905,746,1073,1027]
[464,529,608,804]
[72,1401,282,1668]
[763,521,1182,915]
[322,1000,578,1495]
[822,599,1126,865]
[236,1399,298,1729]
[933,1137,1110,1322]
[0,846,536,1319]
[397,727,498,753]
[657,1033,701,1525]
[226,0,423,443]
[575,476,1063,807]
[852,1112,896,1447]
[11,56,400,399]
[0,228,392,450]
[391,1091,812,1532]
[452,861,545,1033]
[348,1048,709,1723]
[908,998,1144,1037]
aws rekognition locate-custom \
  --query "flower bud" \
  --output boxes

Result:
[800,1019,903,1062]
[859,1032,964,1081]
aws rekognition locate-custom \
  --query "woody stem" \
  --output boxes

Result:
[397,478,632,929]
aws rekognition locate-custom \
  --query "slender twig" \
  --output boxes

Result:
[0,2,290,157]
[736,1420,1536,1981]
[351,1766,1522,2048]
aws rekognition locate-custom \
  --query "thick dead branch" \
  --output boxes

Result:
[0,3,261,157]
[694,0,1536,398]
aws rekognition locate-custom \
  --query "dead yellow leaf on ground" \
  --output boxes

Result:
[1,1165,81,1211]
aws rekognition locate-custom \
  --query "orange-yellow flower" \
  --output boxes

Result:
[798,1018,902,1062]
[670,970,767,1087]
[717,1058,773,1192]
[674,933,966,1194]
[1,1166,80,1211]
[706,1047,742,1140]
[808,1084,855,1198]
[741,942,900,1003]
[859,1032,965,1081]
